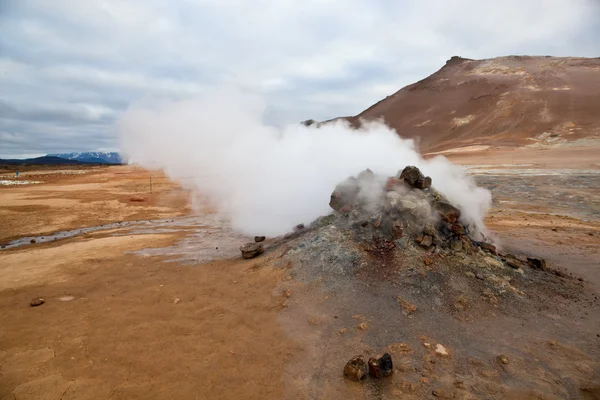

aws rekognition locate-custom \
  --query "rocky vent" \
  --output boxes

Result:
[328,166,488,254]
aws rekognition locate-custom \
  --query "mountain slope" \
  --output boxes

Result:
[329,56,600,153]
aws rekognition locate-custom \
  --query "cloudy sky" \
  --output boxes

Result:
[1,0,599,158]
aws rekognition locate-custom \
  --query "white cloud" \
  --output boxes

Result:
[0,0,598,156]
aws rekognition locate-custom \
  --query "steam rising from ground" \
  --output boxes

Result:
[119,89,491,236]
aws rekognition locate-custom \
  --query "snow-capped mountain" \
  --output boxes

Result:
[47,152,124,164]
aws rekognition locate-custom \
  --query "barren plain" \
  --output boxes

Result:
[0,152,598,400]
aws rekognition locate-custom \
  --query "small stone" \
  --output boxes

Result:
[30,297,44,307]
[339,328,347,334]
[344,356,368,381]
[397,296,417,315]
[435,344,449,357]
[507,259,522,269]
[497,355,510,365]
[30,239,36,244]
[368,353,393,378]
[479,242,497,254]
[282,289,292,298]
[476,272,485,280]
[294,224,305,231]
[240,242,264,259]
[358,322,369,330]
[254,236,266,243]
[424,257,433,266]
[423,342,432,349]
[173,298,181,304]
[423,223,437,237]
[551,227,558,232]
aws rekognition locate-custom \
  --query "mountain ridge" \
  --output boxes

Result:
[319,55,600,153]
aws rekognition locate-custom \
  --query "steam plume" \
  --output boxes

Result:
[118,88,491,236]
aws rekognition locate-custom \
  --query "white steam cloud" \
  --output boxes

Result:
[119,88,491,236]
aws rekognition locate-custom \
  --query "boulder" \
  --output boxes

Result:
[344,356,368,381]
[240,243,264,259]
[368,353,394,378]
[433,201,461,223]
[254,236,266,243]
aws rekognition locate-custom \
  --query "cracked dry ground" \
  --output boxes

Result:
[0,164,599,399]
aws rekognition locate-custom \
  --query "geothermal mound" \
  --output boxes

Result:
[275,165,582,314]
[266,166,594,399]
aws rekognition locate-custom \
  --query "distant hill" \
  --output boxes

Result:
[0,156,88,166]
[321,56,600,153]
[47,152,124,164]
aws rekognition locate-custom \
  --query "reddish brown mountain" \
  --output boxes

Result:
[325,56,600,154]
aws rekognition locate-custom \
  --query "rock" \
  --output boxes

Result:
[30,239,36,244]
[435,344,449,357]
[294,224,305,231]
[302,119,316,126]
[254,236,266,243]
[449,224,464,235]
[420,235,433,248]
[344,356,368,381]
[282,289,292,298]
[433,201,461,223]
[479,242,497,255]
[507,259,522,269]
[30,297,44,307]
[423,223,437,237]
[459,235,472,252]
[476,272,485,280]
[421,176,432,189]
[330,178,359,211]
[497,354,510,365]
[240,243,264,259]
[368,353,394,378]
[527,257,547,270]
[398,166,432,189]
[358,322,369,330]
